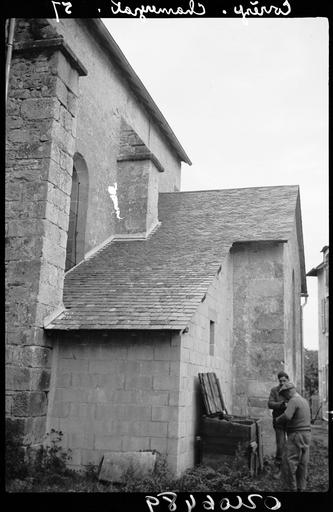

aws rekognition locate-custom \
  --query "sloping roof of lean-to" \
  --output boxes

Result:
[46,185,301,331]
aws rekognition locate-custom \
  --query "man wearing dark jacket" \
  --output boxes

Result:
[276,382,311,491]
[268,371,289,469]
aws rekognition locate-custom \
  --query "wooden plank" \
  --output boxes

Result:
[200,373,212,415]
[206,373,219,413]
[256,419,264,471]
[202,442,246,456]
[198,373,210,414]
[202,422,253,439]
[203,373,216,415]
[199,373,209,414]
[202,438,248,449]
[231,417,255,425]
[202,429,252,441]
[199,372,227,416]
[199,373,219,415]
[207,373,224,414]
[215,374,228,414]
[202,417,256,440]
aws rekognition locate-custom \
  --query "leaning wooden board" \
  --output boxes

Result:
[198,372,264,473]
[256,418,264,470]
[198,372,228,416]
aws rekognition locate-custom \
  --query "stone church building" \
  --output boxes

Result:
[6,18,307,475]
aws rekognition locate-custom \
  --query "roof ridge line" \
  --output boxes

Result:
[160,184,300,195]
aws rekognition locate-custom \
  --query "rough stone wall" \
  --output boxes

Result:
[46,332,182,473]
[6,17,185,448]
[282,217,303,390]
[46,18,182,253]
[177,254,233,473]
[5,19,82,444]
[231,242,285,456]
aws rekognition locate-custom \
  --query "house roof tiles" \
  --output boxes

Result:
[45,185,303,331]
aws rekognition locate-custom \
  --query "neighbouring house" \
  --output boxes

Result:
[6,18,307,476]
[307,246,329,421]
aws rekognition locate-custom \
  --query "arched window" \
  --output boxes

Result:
[65,154,89,272]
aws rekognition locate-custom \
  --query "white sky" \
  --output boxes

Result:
[103,18,329,350]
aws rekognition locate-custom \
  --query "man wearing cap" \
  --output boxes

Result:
[275,382,311,492]
[268,371,289,471]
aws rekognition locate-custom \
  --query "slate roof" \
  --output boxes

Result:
[45,185,301,331]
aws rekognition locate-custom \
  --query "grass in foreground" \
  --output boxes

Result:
[6,436,328,493]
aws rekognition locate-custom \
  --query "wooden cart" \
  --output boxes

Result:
[197,373,263,475]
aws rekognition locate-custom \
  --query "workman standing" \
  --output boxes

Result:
[275,382,311,492]
[268,371,289,471]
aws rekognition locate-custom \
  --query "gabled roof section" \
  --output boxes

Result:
[87,19,191,166]
[307,245,329,277]
[46,185,302,331]
[307,263,324,277]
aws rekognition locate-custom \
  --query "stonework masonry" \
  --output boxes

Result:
[5,19,85,444]
[231,237,303,457]
[5,18,184,449]
[283,212,303,391]
[46,18,182,254]
[231,241,285,456]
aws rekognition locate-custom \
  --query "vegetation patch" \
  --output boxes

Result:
[6,427,328,493]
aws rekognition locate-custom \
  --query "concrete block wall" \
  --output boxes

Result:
[5,19,83,444]
[177,254,233,473]
[46,331,182,472]
[231,241,285,456]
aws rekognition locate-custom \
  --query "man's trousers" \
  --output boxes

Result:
[281,431,311,491]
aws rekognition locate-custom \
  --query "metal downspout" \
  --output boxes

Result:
[300,293,308,395]
[5,18,16,106]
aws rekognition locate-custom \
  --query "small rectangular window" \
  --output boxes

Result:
[209,320,215,356]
